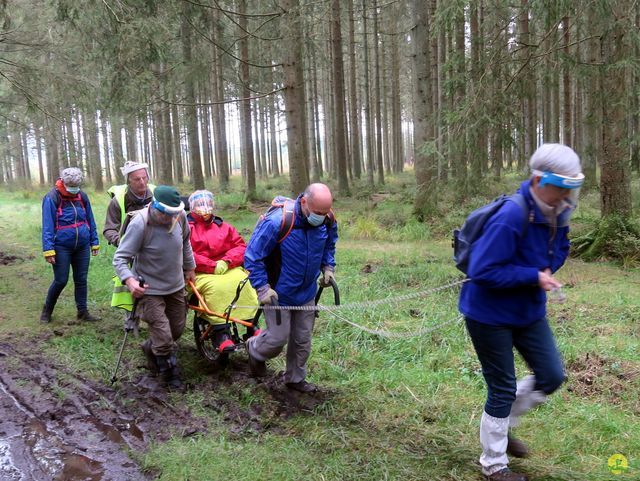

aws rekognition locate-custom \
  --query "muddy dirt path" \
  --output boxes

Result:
[0,336,202,481]
[0,332,334,481]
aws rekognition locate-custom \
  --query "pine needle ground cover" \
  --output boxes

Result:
[0,179,637,481]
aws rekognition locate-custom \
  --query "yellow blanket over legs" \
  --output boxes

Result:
[193,267,258,325]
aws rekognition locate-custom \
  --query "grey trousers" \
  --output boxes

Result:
[249,300,316,384]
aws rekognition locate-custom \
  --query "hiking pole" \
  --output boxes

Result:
[110,275,145,385]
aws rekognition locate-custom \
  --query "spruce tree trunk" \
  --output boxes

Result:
[331,0,350,195]
[111,116,125,183]
[412,0,437,219]
[281,0,310,195]
[348,0,362,179]
[268,87,280,177]
[238,0,256,198]
[372,4,385,185]
[182,5,204,190]
[170,101,184,184]
[210,6,229,191]
[362,0,375,187]
[36,125,45,186]
[390,9,403,173]
[85,111,103,191]
[600,6,632,218]
[562,16,572,146]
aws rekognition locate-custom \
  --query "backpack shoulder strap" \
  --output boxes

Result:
[508,193,531,235]
[277,198,296,243]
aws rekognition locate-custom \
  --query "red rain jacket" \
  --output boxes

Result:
[187,213,247,273]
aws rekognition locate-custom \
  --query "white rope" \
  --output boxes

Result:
[231,277,468,312]
[325,309,464,338]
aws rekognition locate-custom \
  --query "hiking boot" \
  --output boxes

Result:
[507,434,529,458]
[246,340,267,377]
[140,339,158,374]
[285,380,318,393]
[77,310,100,322]
[156,354,183,390]
[485,468,528,481]
[40,305,53,323]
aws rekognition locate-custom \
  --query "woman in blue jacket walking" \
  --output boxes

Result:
[40,167,100,323]
[459,144,584,481]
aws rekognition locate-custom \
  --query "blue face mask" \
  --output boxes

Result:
[307,212,325,227]
[66,186,80,194]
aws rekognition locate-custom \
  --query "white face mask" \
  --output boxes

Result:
[65,185,80,194]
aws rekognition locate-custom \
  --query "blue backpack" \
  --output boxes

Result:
[453,194,530,275]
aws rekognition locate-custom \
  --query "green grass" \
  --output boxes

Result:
[1,174,639,481]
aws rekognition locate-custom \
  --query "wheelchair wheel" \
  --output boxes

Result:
[193,315,229,365]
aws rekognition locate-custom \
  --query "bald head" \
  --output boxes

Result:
[302,183,333,214]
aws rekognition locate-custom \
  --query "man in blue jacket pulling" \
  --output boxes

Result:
[459,144,584,481]
[244,183,338,393]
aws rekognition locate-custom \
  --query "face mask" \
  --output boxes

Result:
[66,186,80,194]
[307,212,325,227]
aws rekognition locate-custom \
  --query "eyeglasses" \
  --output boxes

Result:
[539,171,584,189]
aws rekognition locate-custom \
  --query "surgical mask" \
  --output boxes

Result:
[307,212,325,227]
[66,185,80,194]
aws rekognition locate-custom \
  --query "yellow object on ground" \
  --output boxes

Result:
[193,267,258,324]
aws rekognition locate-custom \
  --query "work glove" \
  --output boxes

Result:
[257,284,278,305]
[214,260,229,275]
[320,267,335,287]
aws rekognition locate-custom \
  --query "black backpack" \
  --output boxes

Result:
[453,194,530,275]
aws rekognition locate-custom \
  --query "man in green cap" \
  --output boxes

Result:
[113,185,196,390]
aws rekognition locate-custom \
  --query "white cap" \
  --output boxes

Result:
[121,161,149,179]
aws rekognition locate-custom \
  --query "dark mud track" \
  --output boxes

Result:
[0,335,202,481]
[0,334,333,481]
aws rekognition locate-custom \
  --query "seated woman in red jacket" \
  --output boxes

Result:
[188,190,258,352]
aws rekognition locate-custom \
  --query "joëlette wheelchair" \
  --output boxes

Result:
[187,278,340,365]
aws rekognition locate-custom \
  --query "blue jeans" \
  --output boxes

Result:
[45,243,91,312]
[465,317,565,418]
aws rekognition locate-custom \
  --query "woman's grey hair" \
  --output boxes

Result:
[60,167,84,186]
[529,143,581,177]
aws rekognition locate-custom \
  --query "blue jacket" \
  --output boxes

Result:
[458,179,571,326]
[42,188,100,255]
[245,196,338,306]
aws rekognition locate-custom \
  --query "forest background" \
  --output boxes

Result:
[1,0,639,249]
[0,0,639,480]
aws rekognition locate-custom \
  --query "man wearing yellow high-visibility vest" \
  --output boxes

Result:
[104,161,155,324]
[103,161,155,247]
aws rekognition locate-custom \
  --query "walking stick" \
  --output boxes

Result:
[110,276,145,385]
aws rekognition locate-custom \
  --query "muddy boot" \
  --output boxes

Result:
[77,310,100,322]
[213,324,235,354]
[507,433,529,458]
[156,354,183,390]
[246,338,267,378]
[485,468,528,481]
[285,380,318,393]
[40,304,53,323]
[140,339,158,374]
